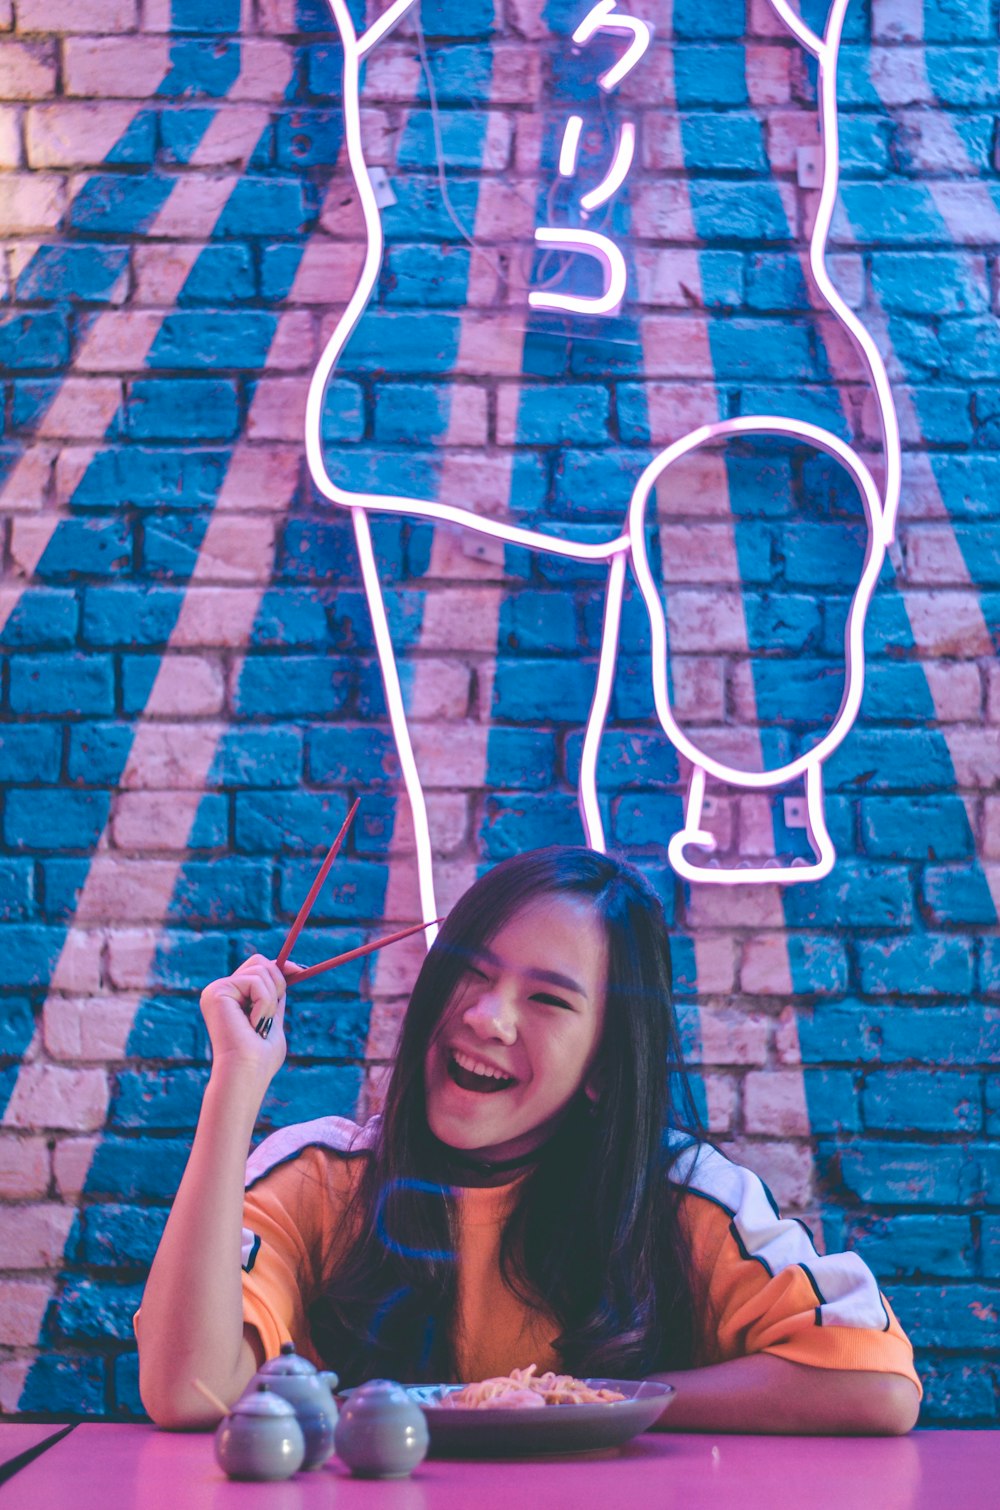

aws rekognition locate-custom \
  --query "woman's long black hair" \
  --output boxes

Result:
[308,847,707,1384]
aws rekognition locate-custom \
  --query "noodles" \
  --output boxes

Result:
[439,1364,626,1409]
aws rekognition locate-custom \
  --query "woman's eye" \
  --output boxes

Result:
[466,964,489,982]
[531,993,574,1011]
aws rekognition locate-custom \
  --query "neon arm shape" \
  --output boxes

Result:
[578,547,628,849]
[356,0,420,58]
[572,0,652,90]
[580,121,635,212]
[528,229,627,315]
[559,115,584,176]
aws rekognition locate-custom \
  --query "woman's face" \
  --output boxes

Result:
[423,893,608,1164]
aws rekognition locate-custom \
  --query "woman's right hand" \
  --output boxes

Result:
[200,954,293,1088]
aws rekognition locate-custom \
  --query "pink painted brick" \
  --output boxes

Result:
[947,729,1000,788]
[247,378,307,441]
[216,446,301,511]
[286,240,366,304]
[0,41,57,98]
[50,929,104,993]
[63,37,171,96]
[43,996,140,1062]
[231,41,300,102]
[869,47,935,107]
[907,592,993,656]
[658,525,741,583]
[419,588,502,652]
[641,316,716,378]
[143,656,226,717]
[743,1069,811,1136]
[71,311,163,371]
[191,517,277,582]
[774,1005,803,1066]
[827,254,864,310]
[748,0,789,36]
[0,103,19,168]
[719,1138,815,1211]
[268,311,317,370]
[704,1072,738,1135]
[666,590,747,653]
[0,0,11,27]
[22,377,124,439]
[983,797,1000,857]
[687,884,788,930]
[633,249,713,308]
[121,724,223,789]
[52,1136,99,1197]
[766,110,821,173]
[987,664,1000,725]
[173,587,267,647]
[738,796,781,860]
[132,243,203,304]
[405,660,471,720]
[688,935,738,995]
[257,0,303,29]
[924,663,983,723]
[0,1279,50,1346]
[698,1007,770,1066]
[670,656,727,723]
[106,929,162,989]
[741,934,795,995]
[6,1065,108,1133]
[71,858,187,923]
[410,725,488,789]
[746,44,791,105]
[19,0,138,32]
[387,791,469,857]
[0,172,63,233]
[903,525,974,585]
[643,382,721,439]
[641,112,684,171]
[0,1362,31,1416]
[0,1204,76,1268]
[112,791,204,851]
[0,1135,50,1199]
[630,182,697,242]
[895,112,975,175]
[871,0,922,41]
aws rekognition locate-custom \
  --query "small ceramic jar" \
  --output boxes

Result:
[251,1342,339,1470]
[214,1383,306,1481]
[334,1379,430,1479]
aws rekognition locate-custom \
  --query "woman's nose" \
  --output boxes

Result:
[463,990,517,1044]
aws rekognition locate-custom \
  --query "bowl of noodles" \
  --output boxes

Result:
[407,1366,674,1457]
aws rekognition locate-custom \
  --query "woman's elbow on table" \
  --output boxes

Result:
[867,1374,921,1436]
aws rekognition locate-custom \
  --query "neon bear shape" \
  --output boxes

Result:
[305,0,901,922]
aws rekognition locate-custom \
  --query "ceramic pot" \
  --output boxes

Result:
[250,1341,339,1470]
[214,1383,305,1481]
[334,1379,429,1479]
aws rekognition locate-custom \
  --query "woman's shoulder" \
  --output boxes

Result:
[664,1131,777,1217]
[245,1114,380,1193]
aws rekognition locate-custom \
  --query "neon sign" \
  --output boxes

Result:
[307,0,901,919]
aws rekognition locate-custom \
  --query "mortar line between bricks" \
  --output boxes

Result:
[361,0,547,1115]
[1,129,368,1402]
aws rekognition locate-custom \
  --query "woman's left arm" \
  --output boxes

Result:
[649,1355,921,1436]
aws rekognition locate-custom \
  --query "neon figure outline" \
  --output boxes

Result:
[305,0,901,928]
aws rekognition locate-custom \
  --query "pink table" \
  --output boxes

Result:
[2,1424,998,1509]
[0,1423,73,1479]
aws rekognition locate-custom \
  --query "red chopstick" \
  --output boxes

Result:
[282,917,441,986]
[276,797,360,971]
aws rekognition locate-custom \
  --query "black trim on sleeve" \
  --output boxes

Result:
[242,1232,262,1274]
[759,1178,781,1220]
[244,1140,373,1193]
[799,1262,825,1305]
[815,1307,823,1327]
[878,1290,891,1332]
[729,1218,773,1277]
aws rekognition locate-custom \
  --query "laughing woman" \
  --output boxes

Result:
[136,847,920,1433]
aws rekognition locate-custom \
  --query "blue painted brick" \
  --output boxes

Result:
[859,663,936,724]
[14,244,129,303]
[341,310,461,371]
[798,1002,999,1066]
[492,658,595,722]
[67,723,132,786]
[680,114,767,172]
[285,997,369,1058]
[870,253,988,316]
[982,937,1000,996]
[10,654,114,717]
[673,45,748,106]
[110,1068,210,1129]
[800,1068,859,1132]
[275,110,344,167]
[278,858,388,921]
[847,1214,975,1280]
[672,0,745,36]
[939,318,1000,383]
[552,448,650,519]
[564,728,680,787]
[922,866,998,927]
[864,1070,982,1134]
[170,859,273,925]
[232,657,353,718]
[983,1075,1000,1136]
[925,456,1000,518]
[744,592,822,649]
[320,380,365,442]
[214,178,310,237]
[210,727,303,788]
[127,997,211,1062]
[0,998,33,1054]
[925,47,1000,106]
[261,1064,362,1127]
[179,244,256,302]
[149,311,278,370]
[146,929,230,990]
[72,448,229,511]
[480,794,583,859]
[307,727,401,787]
[56,1279,145,1342]
[112,1353,146,1419]
[690,184,789,243]
[421,0,496,35]
[0,311,70,369]
[27,519,131,582]
[5,789,110,851]
[917,1357,998,1425]
[372,382,456,443]
[890,1284,1000,1351]
[398,110,491,170]
[166,0,241,33]
[82,586,183,646]
[986,1218,1000,1278]
[0,589,78,648]
[380,246,472,307]
[141,515,210,579]
[235,791,351,852]
[784,934,850,995]
[834,183,950,245]
[251,590,333,649]
[279,514,402,587]
[822,1140,983,1206]
[839,115,892,175]
[905,388,973,447]
[18,1356,105,1416]
[971,399,1000,458]
[515,385,610,445]
[858,935,975,997]
[737,385,849,438]
[824,730,957,792]
[126,379,240,440]
[86,1137,191,1199]
[0,925,68,987]
[744,253,811,311]
[484,729,557,791]
[613,791,686,847]
[780,522,867,587]
[860,797,975,861]
[231,926,367,992]
[43,860,95,920]
[381,180,480,243]
[750,659,848,726]
[67,175,174,235]
[498,592,577,653]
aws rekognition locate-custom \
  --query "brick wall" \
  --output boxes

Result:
[0,0,997,1423]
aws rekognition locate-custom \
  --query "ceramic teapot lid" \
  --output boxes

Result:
[232,1383,297,1418]
[257,1342,317,1378]
[345,1380,413,1413]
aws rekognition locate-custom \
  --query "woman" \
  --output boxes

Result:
[137,847,920,1433]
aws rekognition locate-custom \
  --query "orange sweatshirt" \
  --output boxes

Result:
[238,1116,920,1393]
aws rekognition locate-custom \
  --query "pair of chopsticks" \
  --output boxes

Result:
[276,799,438,987]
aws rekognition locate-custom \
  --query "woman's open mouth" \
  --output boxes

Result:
[447,1049,517,1094]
